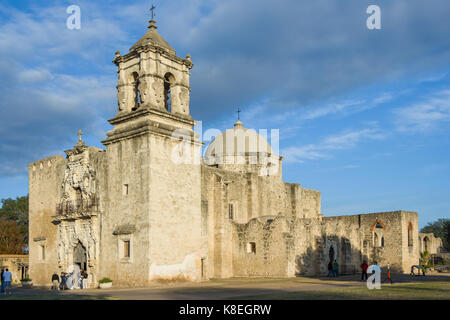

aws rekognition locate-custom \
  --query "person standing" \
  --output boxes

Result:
[333,260,339,277]
[3,269,12,295]
[81,270,88,290]
[66,272,74,290]
[51,272,60,291]
[327,261,333,277]
[360,260,369,281]
[0,269,4,293]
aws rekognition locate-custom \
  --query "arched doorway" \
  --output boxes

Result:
[329,246,335,262]
[74,242,87,271]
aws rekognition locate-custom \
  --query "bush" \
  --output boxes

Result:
[99,278,112,284]
[21,278,32,282]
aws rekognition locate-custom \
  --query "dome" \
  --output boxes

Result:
[130,20,176,55]
[204,121,275,166]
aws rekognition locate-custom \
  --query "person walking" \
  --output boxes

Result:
[327,261,333,277]
[3,269,12,295]
[0,269,4,293]
[360,260,369,281]
[333,260,339,277]
[51,272,60,291]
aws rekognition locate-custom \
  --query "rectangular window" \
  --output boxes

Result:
[247,242,256,254]
[40,245,46,261]
[123,240,130,258]
[228,204,234,220]
[123,184,129,196]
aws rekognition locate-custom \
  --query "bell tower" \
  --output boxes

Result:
[100,18,203,283]
[112,19,193,123]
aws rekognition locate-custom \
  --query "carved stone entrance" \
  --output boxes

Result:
[52,133,100,287]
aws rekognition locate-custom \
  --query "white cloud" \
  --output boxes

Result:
[393,90,450,133]
[283,127,385,163]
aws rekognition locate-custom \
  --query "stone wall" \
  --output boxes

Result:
[28,155,66,286]
[0,255,29,284]
[418,232,444,254]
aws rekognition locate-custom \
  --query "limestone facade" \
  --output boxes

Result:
[0,255,29,284]
[29,19,429,287]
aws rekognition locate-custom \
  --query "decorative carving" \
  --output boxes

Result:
[58,137,97,219]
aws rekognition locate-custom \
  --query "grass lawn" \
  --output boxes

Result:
[229,282,450,300]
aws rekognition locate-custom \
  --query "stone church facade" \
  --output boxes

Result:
[29,19,422,287]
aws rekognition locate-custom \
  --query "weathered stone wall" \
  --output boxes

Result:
[0,255,28,284]
[401,211,420,272]
[201,163,323,279]
[28,155,65,286]
[147,134,203,282]
[418,232,444,254]
[100,134,151,286]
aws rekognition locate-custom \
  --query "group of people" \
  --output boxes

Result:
[51,269,89,291]
[0,269,12,295]
[327,260,379,281]
[327,260,340,277]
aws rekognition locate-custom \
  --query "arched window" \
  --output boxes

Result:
[164,73,175,112]
[381,237,385,247]
[374,233,379,247]
[423,236,430,252]
[408,222,413,247]
[131,72,141,111]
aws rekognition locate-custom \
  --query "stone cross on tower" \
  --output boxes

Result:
[150,4,156,20]
[78,130,83,142]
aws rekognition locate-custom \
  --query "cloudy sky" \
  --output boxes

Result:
[0,0,449,227]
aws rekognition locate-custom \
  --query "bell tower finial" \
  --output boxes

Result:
[150,4,156,21]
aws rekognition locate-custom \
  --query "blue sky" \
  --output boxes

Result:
[0,0,449,228]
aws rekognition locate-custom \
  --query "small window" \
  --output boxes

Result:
[40,245,46,261]
[408,223,413,247]
[381,237,385,247]
[247,242,256,254]
[123,240,130,258]
[123,184,129,196]
[228,204,234,220]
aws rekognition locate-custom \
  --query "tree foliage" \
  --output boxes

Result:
[0,217,27,254]
[0,195,28,253]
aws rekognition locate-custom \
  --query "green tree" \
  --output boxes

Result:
[0,195,29,247]
[0,217,26,254]
[443,220,450,251]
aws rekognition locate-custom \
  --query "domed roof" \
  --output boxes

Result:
[204,121,275,165]
[130,20,176,55]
